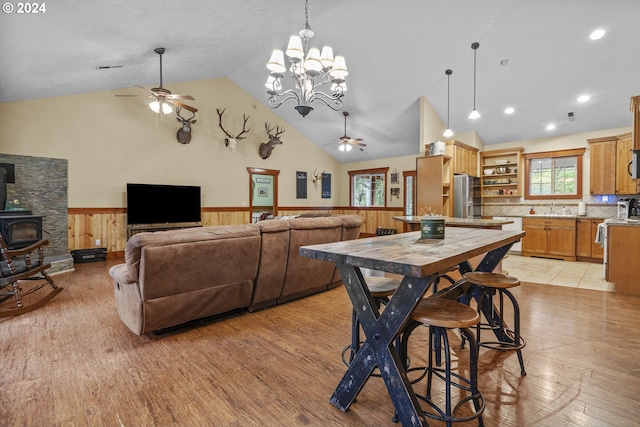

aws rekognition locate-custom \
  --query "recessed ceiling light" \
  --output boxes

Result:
[546,124,556,131]
[577,94,591,102]
[504,107,515,114]
[590,29,605,40]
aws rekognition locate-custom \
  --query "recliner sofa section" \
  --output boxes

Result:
[109,214,363,335]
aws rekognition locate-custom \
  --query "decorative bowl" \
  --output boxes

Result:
[495,166,509,174]
[484,168,494,175]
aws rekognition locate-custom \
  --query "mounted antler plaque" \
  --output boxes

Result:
[216,108,250,152]
[259,123,285,159]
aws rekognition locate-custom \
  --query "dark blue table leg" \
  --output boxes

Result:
[330,263,433,427]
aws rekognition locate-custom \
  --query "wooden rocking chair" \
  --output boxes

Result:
[0,237,63,317]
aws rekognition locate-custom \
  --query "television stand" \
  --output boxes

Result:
[127,222,202,239]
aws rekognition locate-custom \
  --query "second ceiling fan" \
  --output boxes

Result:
[336,111,366,151]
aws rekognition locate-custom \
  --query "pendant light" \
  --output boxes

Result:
[443,69,454,137]
[468,42,481,120]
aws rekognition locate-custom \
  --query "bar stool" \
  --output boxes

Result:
[397,297,485,426]
[342,275,401,366]
[463,271,526,376]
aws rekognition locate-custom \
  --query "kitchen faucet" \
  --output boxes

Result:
[548,203,555,214]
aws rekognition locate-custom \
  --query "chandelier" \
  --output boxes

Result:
[265,0,348,117]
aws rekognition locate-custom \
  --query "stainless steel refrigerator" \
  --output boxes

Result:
[453,174,481,218]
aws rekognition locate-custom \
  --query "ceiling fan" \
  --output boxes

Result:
[335,111,366,152]
[117,47,197,114]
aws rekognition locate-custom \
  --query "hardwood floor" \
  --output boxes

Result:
[2,260,640,426]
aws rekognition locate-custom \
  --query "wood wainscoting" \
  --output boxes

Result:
[68,207,405,256]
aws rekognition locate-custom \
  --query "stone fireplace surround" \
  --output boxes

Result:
[0,153,73,273]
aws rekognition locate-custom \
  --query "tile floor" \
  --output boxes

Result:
[502,253,614,292]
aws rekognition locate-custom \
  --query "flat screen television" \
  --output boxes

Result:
[126,183,201,225]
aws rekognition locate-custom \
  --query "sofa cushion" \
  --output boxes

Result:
[279,217,342,302]
[251,220,291,311]
[124,224,259,283]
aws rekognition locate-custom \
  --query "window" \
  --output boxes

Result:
[404,170,416,215]
[524,149,584,199]
[349,167,389,207]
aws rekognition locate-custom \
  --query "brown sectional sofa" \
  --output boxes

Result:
[109,214,363,335]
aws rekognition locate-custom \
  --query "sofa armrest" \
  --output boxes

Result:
[109,264,136,286]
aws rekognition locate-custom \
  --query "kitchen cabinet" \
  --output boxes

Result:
[480,148,525,198]
[588,132,639,195]
[576,218,604,261]
[607,224,640,296]
[416,155,451,216]
[522,217,576,261]
[615,133,640,194]
[445,139,479,176]
[588,137,617,195]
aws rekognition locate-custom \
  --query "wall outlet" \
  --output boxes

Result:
[95,239,101,246]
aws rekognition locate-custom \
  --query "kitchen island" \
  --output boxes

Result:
[606,219,640,296]
[393,215,514,232]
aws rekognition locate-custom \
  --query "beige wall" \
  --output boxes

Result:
[0,78,343,208]
[0,80,632,211]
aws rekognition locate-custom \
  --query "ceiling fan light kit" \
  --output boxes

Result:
[265,0,347,117]
[336,111,366,151]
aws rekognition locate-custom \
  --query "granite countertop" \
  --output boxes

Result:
[605,218,640,226]
[522,214,611,220]
[393,215,514,226]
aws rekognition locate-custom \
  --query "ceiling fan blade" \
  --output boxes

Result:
[169,99,198,113]
[350,140,367,147]
[166,94,195,100]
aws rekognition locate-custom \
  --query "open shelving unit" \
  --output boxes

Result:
[480,148,524,198]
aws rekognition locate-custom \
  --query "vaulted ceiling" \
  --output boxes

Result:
[2,0,639,162]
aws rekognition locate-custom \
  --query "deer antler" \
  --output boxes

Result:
[176,107,195,121]
[265,122,285,138]
[312,168,325,184]
[236,114,251,140]
[217,108,251,140]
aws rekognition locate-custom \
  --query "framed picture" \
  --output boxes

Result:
[258,187,268,197]
[390,172,399,184]
[256,177,271,184]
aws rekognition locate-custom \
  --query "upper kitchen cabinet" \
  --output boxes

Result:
[588,136,617,195]
[445,140,479,176]
[588,132,639,195]
[616,132,640,194]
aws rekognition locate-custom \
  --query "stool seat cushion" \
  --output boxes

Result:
[364,276,400,297]
[464,271,520,289]
[412,297,480,329]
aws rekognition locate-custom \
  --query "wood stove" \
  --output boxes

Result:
[0,211,43,250]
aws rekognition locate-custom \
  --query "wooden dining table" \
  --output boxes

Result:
[300,226,525,427]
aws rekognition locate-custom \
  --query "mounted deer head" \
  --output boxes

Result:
[175,107,197,144]
[259,123,285,159]
[312,168,325,186]
[216,108,250,152]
